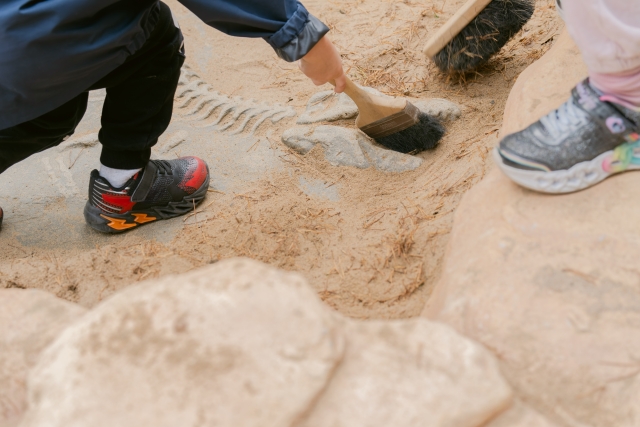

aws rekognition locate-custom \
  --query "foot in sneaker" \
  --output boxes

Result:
[84,157,209,233]
[495,79,640,193]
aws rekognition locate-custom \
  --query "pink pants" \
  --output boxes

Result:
[563,0,640,106]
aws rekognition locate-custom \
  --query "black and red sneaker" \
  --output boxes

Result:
[84,157,209,233]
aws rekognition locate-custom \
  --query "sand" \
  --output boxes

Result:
[0,0,563,319]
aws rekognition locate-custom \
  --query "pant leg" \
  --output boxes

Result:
[0,94,88,174]
[90,1,185,170]
[562,0,640,106]
[563,0,640,75]
[590,66,640,108]
[0,1,182,174]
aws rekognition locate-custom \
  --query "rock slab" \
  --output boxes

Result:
[300,319,512,427]
[19,258,345,427]
[0,289,86,427]
[424,30,640,427]
[19,258,514,427]
[282,125,424,172]
[297,89,461,125]
[287,89,462,174]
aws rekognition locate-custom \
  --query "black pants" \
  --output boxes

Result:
[0,2,184,173]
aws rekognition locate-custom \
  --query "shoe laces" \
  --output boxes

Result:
[152,160,173,175]
[539,97,587,138]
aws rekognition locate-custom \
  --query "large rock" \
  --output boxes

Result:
[19,258,346,427]
[19,258,514,427]
[300,319,512,427]
[486,400,558,427]
[423,30,640,427]
[0,289,86,427]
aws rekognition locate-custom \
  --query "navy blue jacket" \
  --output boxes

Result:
[0,0,328,130]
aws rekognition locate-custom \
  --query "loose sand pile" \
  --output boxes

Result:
[0,0,562,319]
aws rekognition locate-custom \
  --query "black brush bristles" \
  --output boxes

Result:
[433,0,535,74]
[375,113,445,154]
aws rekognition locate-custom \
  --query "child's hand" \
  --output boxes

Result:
[299,36,347,93]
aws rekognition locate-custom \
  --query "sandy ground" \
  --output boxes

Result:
[0,0,563,319]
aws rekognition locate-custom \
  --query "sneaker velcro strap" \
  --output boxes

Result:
[131,161,158,202]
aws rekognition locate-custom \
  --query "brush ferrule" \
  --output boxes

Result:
[359,102,420,139]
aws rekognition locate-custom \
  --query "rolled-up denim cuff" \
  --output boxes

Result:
[268,14,330,62]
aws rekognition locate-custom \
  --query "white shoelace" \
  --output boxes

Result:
[539,98,587,139]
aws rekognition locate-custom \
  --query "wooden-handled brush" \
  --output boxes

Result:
[336,76,444,154]
[424,0,535,74]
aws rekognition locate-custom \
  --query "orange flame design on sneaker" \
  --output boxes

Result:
[99,215,137,231]
[132,213,157,224]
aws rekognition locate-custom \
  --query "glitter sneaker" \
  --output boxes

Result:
[495,79,640,193]
[84,157,209,233]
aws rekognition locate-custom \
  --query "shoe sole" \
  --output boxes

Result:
[493,147,640,194]
[84,172,210,234]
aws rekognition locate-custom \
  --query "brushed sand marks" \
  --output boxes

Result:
[175,65,296,135]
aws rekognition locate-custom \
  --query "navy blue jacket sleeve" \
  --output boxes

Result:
[176,0,329,62]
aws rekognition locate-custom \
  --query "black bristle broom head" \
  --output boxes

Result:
[375,112,445,154]
[433,0,535,74]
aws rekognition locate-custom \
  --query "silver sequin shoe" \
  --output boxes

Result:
[495,79,640,193]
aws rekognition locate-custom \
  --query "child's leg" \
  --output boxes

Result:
[0,95,88,174]
[590,67,640,109]
[90,1,185,173]
[83,2,209,233]
[0,1,181,178]
[562,0,640,106]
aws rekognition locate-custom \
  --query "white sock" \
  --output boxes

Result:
[99,164,142,188]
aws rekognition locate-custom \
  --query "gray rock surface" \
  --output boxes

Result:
[285,90,462,173]
[282,126,423,172]
[0,289,86,427]
[297,91,360,124]
[282,126,370,169]
[297,88,461,125]
[280,127,317,155]
[358,135,424,172]
[413,99,462,121]
[19,258,516,427]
